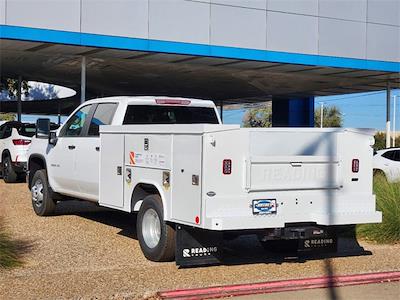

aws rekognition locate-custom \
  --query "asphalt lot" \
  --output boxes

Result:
[1,181,400,299]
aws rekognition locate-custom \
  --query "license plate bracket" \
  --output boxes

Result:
[252,199,277,215]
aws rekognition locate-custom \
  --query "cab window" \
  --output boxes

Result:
[60,105,92,137]
[88,103,118,136]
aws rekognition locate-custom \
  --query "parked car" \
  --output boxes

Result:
[0,121,58,183]
[373,148,400,182]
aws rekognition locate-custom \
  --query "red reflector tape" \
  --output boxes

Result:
[352,159,359,173]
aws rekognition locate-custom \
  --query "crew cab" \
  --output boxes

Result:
[27,96,382,266]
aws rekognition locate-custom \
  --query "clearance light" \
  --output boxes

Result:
[223,159,232,175]
[155,99,191,105]
[352,159,359,173]
[12,139,31,146]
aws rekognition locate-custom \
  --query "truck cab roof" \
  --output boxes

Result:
[83,96,216,108]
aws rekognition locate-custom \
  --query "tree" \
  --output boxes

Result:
[373,132,398,150]
[0,78,29,99]
[243,106,272,127]
[0,113,15,121]
[314,105,343,127]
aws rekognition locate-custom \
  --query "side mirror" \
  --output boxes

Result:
[49,131,58,146]
[36,118,50,139]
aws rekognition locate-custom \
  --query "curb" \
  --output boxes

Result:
[157,271,400,299]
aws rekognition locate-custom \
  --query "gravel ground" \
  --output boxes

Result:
[0,181,399,300]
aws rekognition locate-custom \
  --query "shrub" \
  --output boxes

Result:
[357,174,400,243]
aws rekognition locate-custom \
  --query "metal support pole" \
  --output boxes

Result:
[393,95,397,147]
[81,56,86,104]
[57,99,61,125]
[17,76,22,122]
[220,100,223,123]
[319,102,324,128]
[386,83,391,148]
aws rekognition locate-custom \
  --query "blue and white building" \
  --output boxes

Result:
[0,0,399,127]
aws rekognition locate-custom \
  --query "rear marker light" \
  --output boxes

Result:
[12,139,31,146]
[223,159,232,175]
[155,99,191,105]
[195,216,200,224]
[352,159,359,173]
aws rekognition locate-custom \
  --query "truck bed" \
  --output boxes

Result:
[99,125,381,231]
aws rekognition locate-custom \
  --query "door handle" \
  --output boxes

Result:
[68,145,76,150]
[95,146,100,151]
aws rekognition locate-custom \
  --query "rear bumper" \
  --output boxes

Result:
[203,211,382,231]
[201,194,382,231]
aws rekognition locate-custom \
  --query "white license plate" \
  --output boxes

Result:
[252,199,277,215]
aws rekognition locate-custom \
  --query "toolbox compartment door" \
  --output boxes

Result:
[171,135,202,225]
[99,133,124,208]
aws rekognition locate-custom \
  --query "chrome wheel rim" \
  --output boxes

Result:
[32,179,44,208]
[142,208,161,249]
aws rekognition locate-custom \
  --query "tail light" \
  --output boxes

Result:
[12,139,31,146]
[223,159,232,175]
[352,159,359,173]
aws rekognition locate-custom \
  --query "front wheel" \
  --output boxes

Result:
[137,194,175,262]
[31,169,56,216]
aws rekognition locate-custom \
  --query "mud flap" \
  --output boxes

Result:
[175,225,223,267]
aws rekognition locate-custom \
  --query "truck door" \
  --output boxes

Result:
[48,104,93,194]
[74,103,118,200]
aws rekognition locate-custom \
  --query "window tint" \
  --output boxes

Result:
[123,105,219,125]
[0,125,4,139]
[18,124,36,137]
[382,150,397,161]
[394,151,400,161]
[3,126,12,139]
[88,103,118,136]
[61,105,92,137]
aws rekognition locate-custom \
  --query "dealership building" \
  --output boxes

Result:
[0,0,399,128]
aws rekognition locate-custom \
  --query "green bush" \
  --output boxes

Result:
[357,174,400,243]
[0,218,23,269]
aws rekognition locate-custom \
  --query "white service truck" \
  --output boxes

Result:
[28,96,382,266]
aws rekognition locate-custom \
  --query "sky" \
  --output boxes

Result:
[223,89,400,131]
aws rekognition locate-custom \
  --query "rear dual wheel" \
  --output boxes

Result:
[137,194,175,262]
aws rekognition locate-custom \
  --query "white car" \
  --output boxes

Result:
[0,121,37,182]
[373,148,400,182]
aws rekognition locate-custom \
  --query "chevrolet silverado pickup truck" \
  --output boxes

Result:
[27,96,381,266]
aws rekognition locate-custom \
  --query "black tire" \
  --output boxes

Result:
[17,172,27,183]
[137,194,175,262]
[3,156,18,183]
[31,169,56,216]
